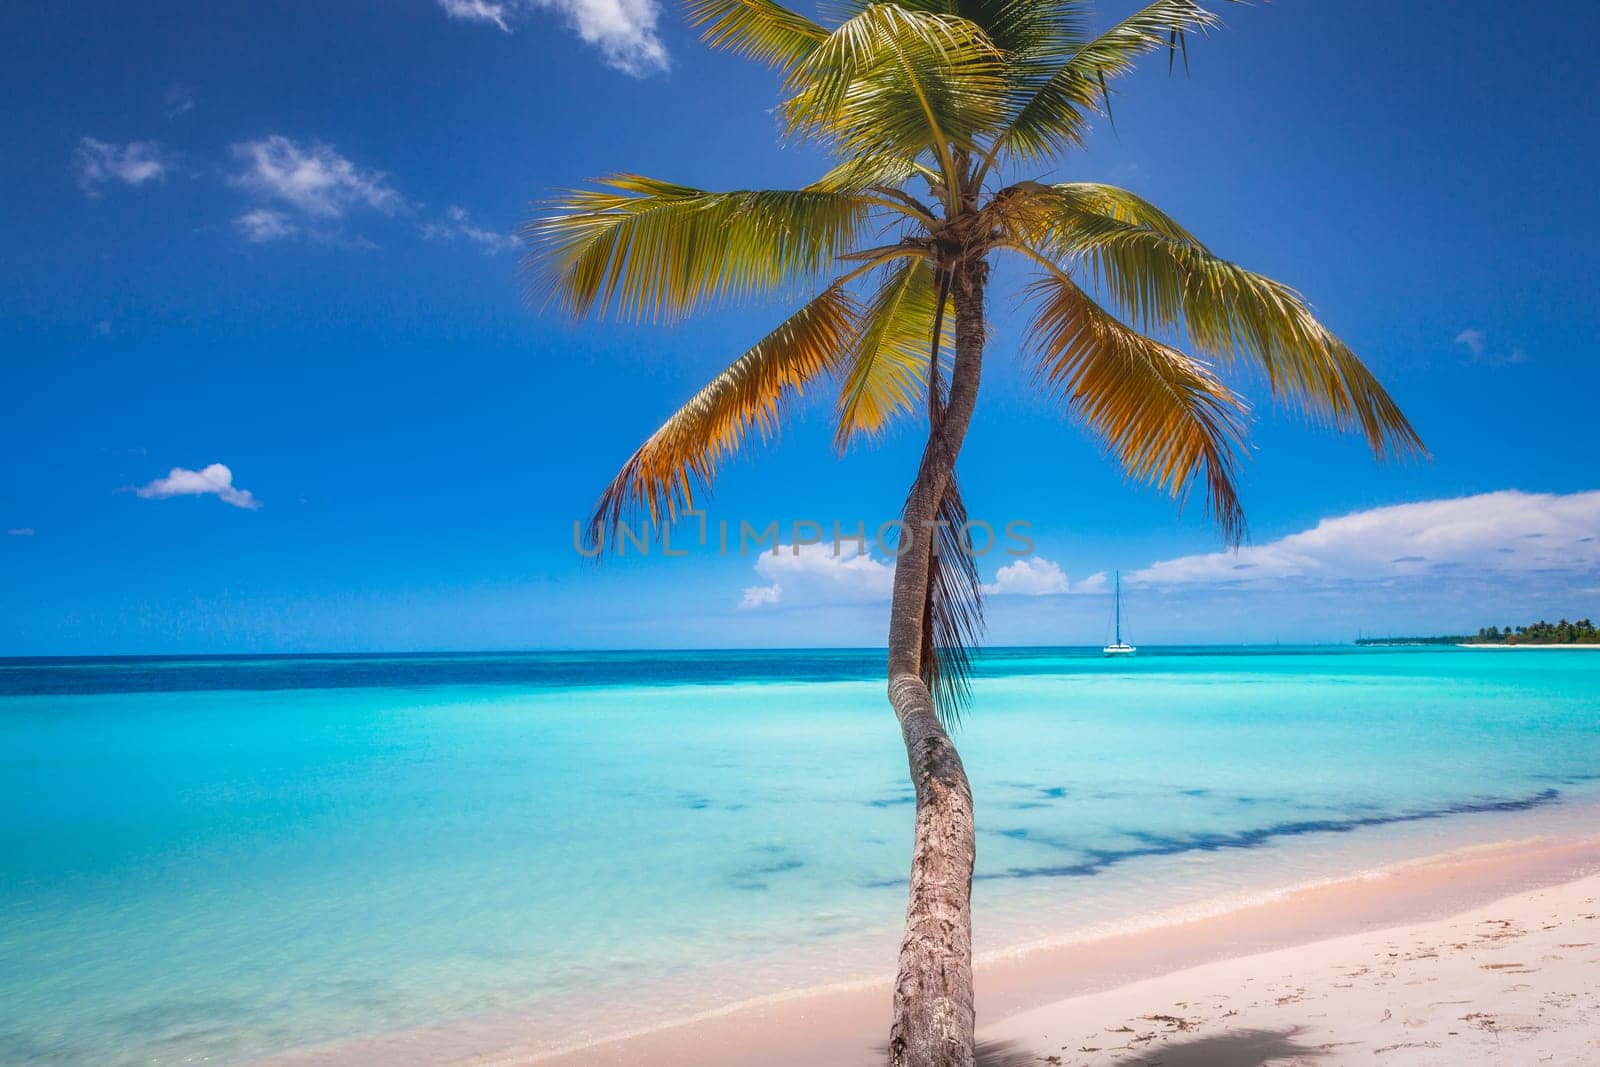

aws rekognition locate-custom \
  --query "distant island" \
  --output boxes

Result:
[1357,618,1600,646]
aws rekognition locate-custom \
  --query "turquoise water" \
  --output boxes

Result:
[2,647,1598,1063]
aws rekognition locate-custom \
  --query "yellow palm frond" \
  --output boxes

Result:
[1025,270,1250,542]
[1036,211,1425,459]
[834,258,954,450]
[526,174,869,323]
[998,0,1219,161]
[686,0,827,75]
[588,285,861,543]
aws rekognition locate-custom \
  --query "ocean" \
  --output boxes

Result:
[3,646,1598,1064]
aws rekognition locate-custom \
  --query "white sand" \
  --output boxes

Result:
[979,872,1600,1065]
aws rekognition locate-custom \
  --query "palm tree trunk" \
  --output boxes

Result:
[886,256,987,1067]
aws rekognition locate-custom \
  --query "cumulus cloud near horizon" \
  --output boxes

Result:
[739,541,895,609]
[438,0,668,76]
[738,545,1099,609]
[981,557,1072,597]
[135,464,261,510]
[1131,490,1600,591]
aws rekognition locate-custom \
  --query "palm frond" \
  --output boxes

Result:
[587,285,860,544]
[1024,270,1250,542]
[834,258,953,450]
[807,152,925,195]
[1025,181,1206,244]
[526,175,868,322]
[783,5,1006,176]
[997,0,1219,161]
[1038,211,1425,459]
[921,473,984,726]
[686,0,827,74]
[881,0,1087,69]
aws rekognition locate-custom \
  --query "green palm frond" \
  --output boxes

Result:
[807,152,928,196]
[686,0,827,74]
[998,0,1219,160]
[1022,181,1205,244]
[588,285,860,542]
[880,0,1087,69]
[834,258,953,450]
[1037,211,1424,458]
[1025,270,1250,542]
[526,175,869,322]
[783,5,1006,185]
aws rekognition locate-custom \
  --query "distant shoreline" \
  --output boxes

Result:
[1456,642,1600,649]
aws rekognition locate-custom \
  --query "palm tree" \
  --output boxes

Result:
[526,2,1423,1063]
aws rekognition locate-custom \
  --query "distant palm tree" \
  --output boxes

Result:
[527,2,1423,1064]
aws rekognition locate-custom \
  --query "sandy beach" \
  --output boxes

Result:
[523,835,1600,1067]
[979,870,1600,1065]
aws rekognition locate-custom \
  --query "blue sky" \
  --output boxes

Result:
[3,0,1599,655]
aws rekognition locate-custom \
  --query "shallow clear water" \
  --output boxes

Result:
[2,647,1598,1063]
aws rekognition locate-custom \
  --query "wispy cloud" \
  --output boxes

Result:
[235,208,298,243]
[6,528,33,537]
[162,84,196,119]
[981,557,1071,597]
[439,0,514,29]
[739,541,895,609]
[230,135,402,228]
[421,205,520,254]
[135,463,261,510]
[438,0,668,76]
[1454,327,1527,366]
[1132,490,1600,590]
[75,138,172,195]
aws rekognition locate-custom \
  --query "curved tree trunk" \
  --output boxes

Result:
[887,257,987,1067]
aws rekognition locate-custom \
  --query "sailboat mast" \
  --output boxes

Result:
[1114,571,1122,645]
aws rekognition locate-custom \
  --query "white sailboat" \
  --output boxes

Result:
[1103,571,1136,657]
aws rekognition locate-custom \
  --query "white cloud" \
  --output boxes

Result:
[440,0,513,30]
[438,0,668,76]
[230,136,402,220]
[6,528,33,537]
[421,205,520,254]
[1454,327,1527,366]
[738,540,896,609]
[75,138,171,195]
[135,463,262,510]
[235,208,298,243]
[1132,490,1600,590]
[1075,571,1109,594]
[982,557,1071,597]
[1453,328,1486,359]
[738,584,783,609]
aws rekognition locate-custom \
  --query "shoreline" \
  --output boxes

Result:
[1455,642,1600,649]
[505,833,1600,1066]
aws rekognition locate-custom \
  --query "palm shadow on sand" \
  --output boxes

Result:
[972,1026,1327,1066]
